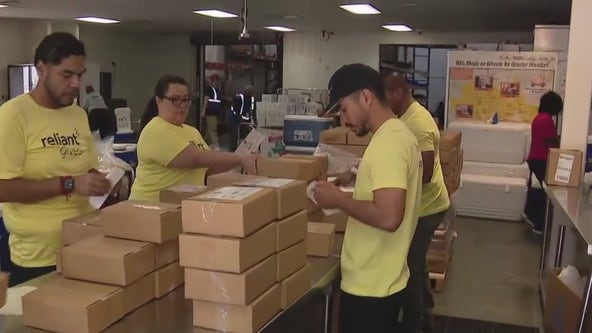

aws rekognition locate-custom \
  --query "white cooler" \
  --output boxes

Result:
[463,161,530,182]
[456,174,527,221]
[448,121,530,164]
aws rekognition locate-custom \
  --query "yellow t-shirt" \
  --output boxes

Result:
[0,94,98,267]
[400,102,450,217]
[341,118,423,297]
[130,116,209,201]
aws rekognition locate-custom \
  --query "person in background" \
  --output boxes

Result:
[0,33,111,286]
[228,85,257,151]
[524,91,562,233]
[82,85,116,139]
[130,75,258,202]
[203,74,223,147]
[384,73,451,333]
[313,64,422,333]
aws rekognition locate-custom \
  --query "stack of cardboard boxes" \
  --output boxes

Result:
[180,179,312,333]
[440,131,463,196]
[319,127,372,158]
[24,200,186,333]
[426,199,458,292]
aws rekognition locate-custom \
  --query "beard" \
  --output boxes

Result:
[45,80,75,108]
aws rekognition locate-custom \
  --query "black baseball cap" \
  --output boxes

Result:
[320,63,384,117]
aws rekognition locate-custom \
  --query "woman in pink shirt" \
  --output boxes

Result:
[525,91,562,233]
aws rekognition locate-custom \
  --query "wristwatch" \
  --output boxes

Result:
[60,176,75,195]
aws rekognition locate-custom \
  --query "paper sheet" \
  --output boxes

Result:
[306,182,341,216]
[0,286,37,316]
[168,184,207,193]
[89,168,126,209]
[554,153,575,183]
[202,186,263,201]
[239,178,295,188]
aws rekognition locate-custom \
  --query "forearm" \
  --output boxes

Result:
[0,178,62,203]
[335,195,401,232]
[194,151,242,172]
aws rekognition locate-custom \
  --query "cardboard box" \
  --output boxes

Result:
[281,154,329,180]
[545,149,584,187]
[179,223,277,274]
[280,264,311,309]
[154,238,179,269]
[306,222,335,257]
[308,210,348,233]
[192,284,281,333]
[22,277,125,333]
[185,255,277,305]
[159,184,208,204]
[320,127,348,145]
[182,186,277,238]
[347,131,372,146]
[257,158,326,182]
[0,272,7,308]
[56,248,62,274]
[235,177,307,220]
[277,241,307,281]
[276,210,307,251]
[61,235,155,286]
[61,211,102,246]
[154,261,184,299]
[123,273,155,314]
[544,268,592,333]
[440,130,462,151]
[326,144,366,158]
[101,200,182,243]
[207,172,259,190]
[439,146,460,165]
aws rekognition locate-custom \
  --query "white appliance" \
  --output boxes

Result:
[114,107,133,134]
[463,161,530,182]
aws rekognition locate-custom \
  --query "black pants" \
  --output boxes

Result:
[9,262,55,287]
[339,289,404,333]
[88,108,117,139]
[525,159,548,230]
[400,209,447,333]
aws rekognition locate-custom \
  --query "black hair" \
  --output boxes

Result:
[539,91,563,116]
[34,32,85,66]
[139,75,189,135]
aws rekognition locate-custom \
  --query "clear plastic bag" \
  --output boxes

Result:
[89,136,132,208]
[314,143,360,176]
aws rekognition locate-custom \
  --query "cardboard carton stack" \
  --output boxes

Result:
[0,272,7,309]
[426,197,458,292]
[159,184,208,204]
[181,184,311,333]
[24,200,186,333]
[319,127,372,158]
[306,222,336,257]
[440,131,463,196]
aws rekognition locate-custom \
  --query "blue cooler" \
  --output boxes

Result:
[283,115,335,148]
[587,136,592,172]
[114,144,138,169]
[114,130,136,144]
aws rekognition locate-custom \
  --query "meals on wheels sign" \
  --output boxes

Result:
[446,51,558,123]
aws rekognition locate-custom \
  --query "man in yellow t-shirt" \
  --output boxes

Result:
[384,73,451,333]
[0,33,111,286]
[314,64,422,333]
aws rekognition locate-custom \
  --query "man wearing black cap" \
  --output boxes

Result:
[314,63,423,333]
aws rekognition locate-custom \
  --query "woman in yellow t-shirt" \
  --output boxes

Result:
[130,75,257,201]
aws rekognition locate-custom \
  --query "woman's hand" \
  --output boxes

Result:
[240,155,258,175]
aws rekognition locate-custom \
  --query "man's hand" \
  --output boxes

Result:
[73,172,111,197]
[240,155,258,175]
[314,181,348,209]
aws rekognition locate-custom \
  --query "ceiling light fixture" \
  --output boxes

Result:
[0,5,8,8]
[339,4,381,15]
[283,15,301,19]
[382,24,413,32]
[193,9,238,18]
[265,26,296,32]
[76,17,120,24]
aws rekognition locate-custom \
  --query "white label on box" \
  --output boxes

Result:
[555,153,575,183]
[240,178,295,188]
[168,184,206,193]
[133,204,163,210]
[202,186,263,201]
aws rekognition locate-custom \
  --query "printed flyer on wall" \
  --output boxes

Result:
[446,51,558,124]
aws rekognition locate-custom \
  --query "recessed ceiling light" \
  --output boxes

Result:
[265,26,296,32]
[193,9,238,18]
[76,17,120,24]
[383,24,413,32]
[283,15,301,19]
[339,4,381,15]
[0,5,9,8]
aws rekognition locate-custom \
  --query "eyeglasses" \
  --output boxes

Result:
[162,96,193,107]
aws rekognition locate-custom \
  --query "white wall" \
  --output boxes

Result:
[0,19,30,103]
[79,26,196,124]
[283,31,534,89]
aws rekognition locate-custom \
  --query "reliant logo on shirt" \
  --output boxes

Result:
[40,129,85,159]
[190,140,207,150]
